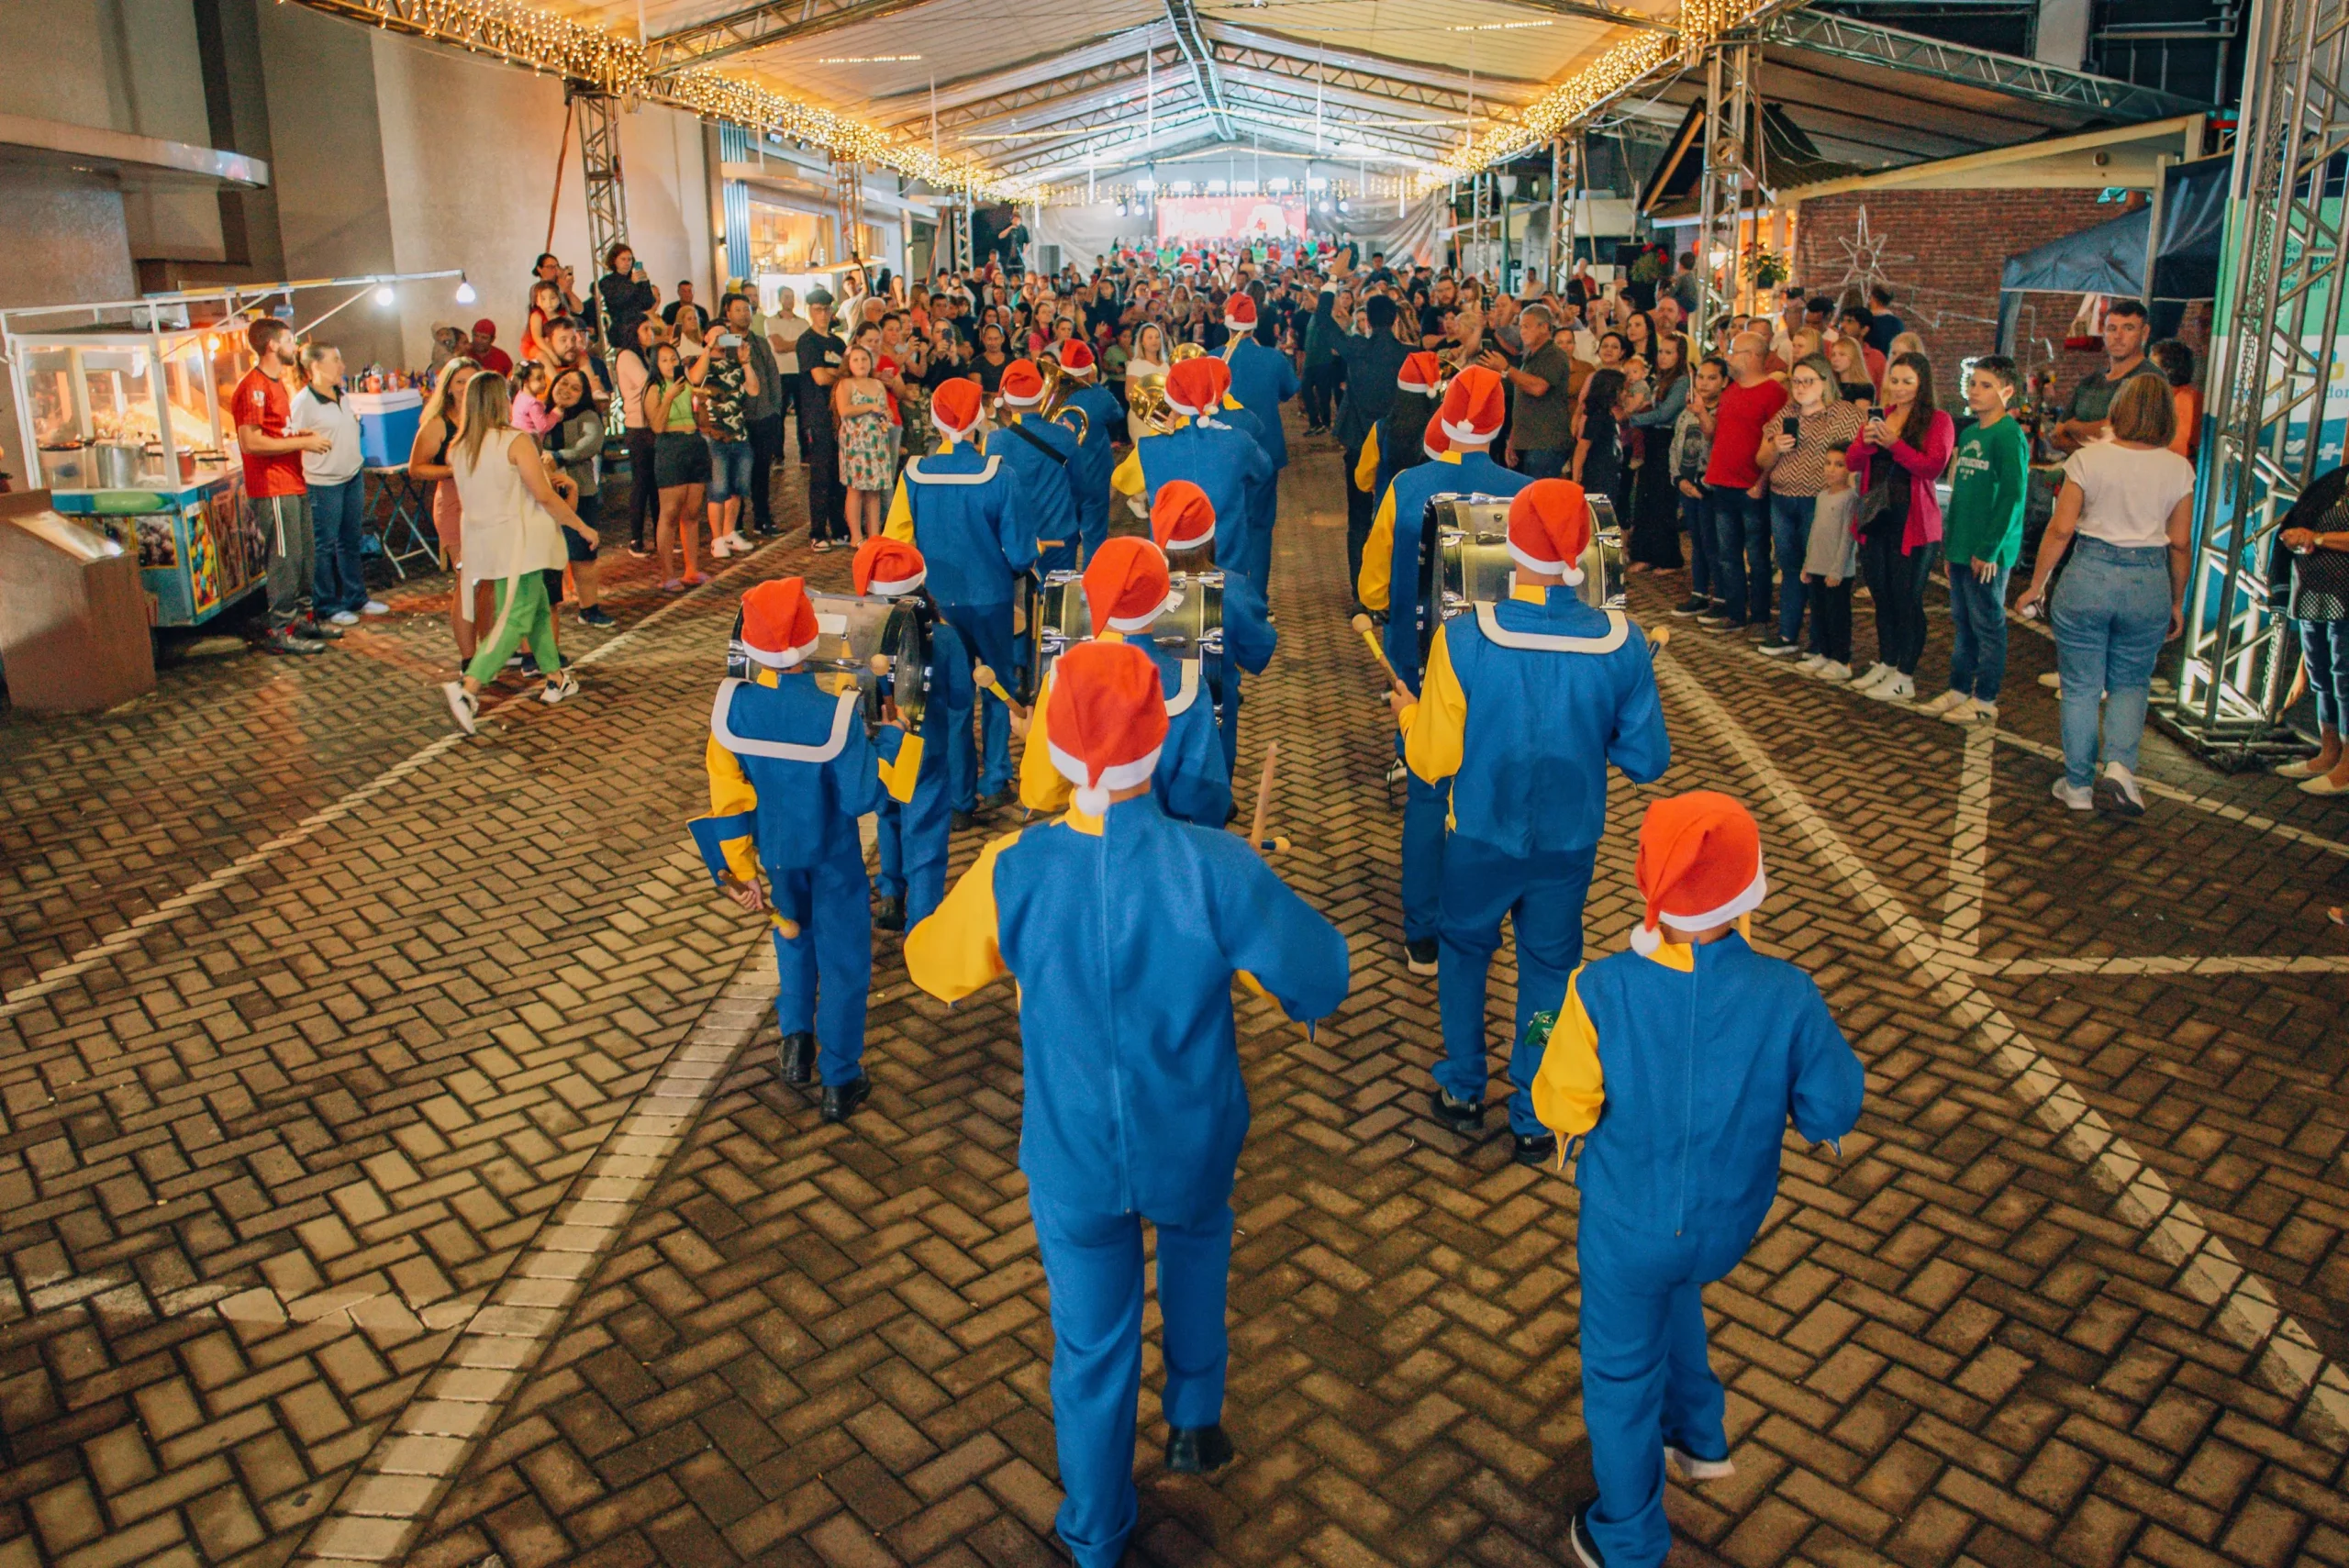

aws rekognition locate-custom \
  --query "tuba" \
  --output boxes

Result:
[1037,354,1091,447]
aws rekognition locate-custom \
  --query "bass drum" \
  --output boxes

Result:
[1016,570,1090,704]
[1151,571,1223,662]
[1414,491,1629,662]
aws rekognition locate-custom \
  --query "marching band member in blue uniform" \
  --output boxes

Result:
[852,536,972,933]
[991,358,1085,573]
[695,578,921,1122]
[905,639,1349,1568]
[1532,791,1863,1568]
[1152,480,1275,781]
[1396,481,1670,1160]
[1019,537,1231,827]
[1189,353,1282,600]
[1051,339,1123,562]
[1360,366,1532,977]
[1219,294,1298,590]
[1112,357,1273,584]
[1353,350,1444,505]
[885,377,1035,819]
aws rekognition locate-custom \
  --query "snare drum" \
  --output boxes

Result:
[1414,491,1628,662]
[726,592,933,730]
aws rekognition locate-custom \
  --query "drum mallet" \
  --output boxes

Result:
[1246,740,1291,856]
[1349,613,1410,697]
[970,664,1032,736]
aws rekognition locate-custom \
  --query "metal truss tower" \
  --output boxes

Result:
[1692,39,1758,333]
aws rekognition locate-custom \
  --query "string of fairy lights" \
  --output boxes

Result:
[306,0,1796,205]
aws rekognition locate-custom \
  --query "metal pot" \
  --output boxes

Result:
[93,442,143,488]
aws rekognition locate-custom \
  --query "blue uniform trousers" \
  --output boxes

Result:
[1578,1213,1743,1568]
[1402,768,1446,945]
[938,600,1014,803]
[1435,835,1597,1133]
[770,843,874,1086]
[873,771,952,925]
[1230,476,1278,595]
[1030,1195,1234,1568]
[1212,664,1241,780]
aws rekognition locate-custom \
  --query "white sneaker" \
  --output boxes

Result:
[1794,654,1827,674]
[1664,1444,1737,1484]
[362,599,391,616]
[2037,672,2062,691]
[1818,661,1853,683]
[1915,689,1966,717]
[328,609,361,626]
[1849,662,1892,693]
[2094,761,2145,817]
[441,682,478,736]
[1865,672,1915,702]
[1941,697,1995,725]
[2051,777,2094,810]
[540,670,579,706]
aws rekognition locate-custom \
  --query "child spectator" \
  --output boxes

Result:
[1796,450,1860,682]
[1920,356,2029,724]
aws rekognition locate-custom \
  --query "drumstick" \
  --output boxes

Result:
[1349,613,1409,695]
[971,664,1031,726]
[1648,625,1673,651]
[1249,741,1278,859]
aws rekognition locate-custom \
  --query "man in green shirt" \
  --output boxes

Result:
[1920,355,2030,725]
[1490,304,1577,478]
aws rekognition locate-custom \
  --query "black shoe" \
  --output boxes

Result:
[1404,939,1438,976]
[1570,1501,1606,1568]
[261,629,325,657]
[578,606,617,628]
[1698,613,1738,630]
[1430,1087,1484,1133]
[1225,802,1242,825]
[951,809,976,831]
[1513,1132,1559,1167]
[820,1074,871,1123]
[1164,1425,1235,1474]
[778,1032,816,1085]
[975,786,1015,813]
[294,619,344,640]
[874,894,907,933]
[1756,637,1800,657]
[1670,595,1709,617]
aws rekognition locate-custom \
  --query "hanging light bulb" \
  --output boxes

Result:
[373,284,396,306]
[454,280,478,305]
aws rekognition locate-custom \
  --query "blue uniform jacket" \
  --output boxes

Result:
[1020,636,1232,828]
[990,413,1084,553]
[1136,422,1273,553]
[888,442,1037,606]
[1211,571,1276,680]
[1406,588,1669,856]
[1065,385,1124,550]
[1536,936,1864,1244]
[905,795,1351,1222]
[1223,338,1300,468]
[703,673,916,875]
[1382,451,1531,693]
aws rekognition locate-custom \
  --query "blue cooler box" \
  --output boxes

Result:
[349,388,423,469]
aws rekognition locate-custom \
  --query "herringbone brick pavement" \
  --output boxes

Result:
[3,432,2345,1568]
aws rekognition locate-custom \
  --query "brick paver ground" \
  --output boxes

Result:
[2,431,2345,1568]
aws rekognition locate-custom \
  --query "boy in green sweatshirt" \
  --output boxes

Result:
[1920,355,2031,725]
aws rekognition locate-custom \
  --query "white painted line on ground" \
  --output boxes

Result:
[0,542,786,1025]
[1991,728,2349,861]
[291,940,781,1567]
[1657,656,2349,1440]
[1994,952,2349,978]
[1942,721,1995,954]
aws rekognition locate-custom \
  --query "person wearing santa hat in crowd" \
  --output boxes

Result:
[1047,339,1123,562]
[1112,357,1274,586]
[904,638,1349,1568]
[1352,350,1445,517]
[1219,291,1300,473]
[1395,480,1670,1161]
[1018,537,1230,826]
[1152,480,1275,781]
[1186,353,1282,600]
[852,537,973,932]
[1531,790,1862,1568]
[884,376,1035,820]
[1360,364,1537,980]
[987,357,1085,573]
[692,578,923,1123]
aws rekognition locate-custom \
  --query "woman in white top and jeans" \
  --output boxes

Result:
[2016,376,2195,817]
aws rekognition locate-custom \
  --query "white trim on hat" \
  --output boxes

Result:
[1001,386,1045,407]
[1105,590,1179,633]
[1162,519,1214,547]
[1438,417,1498,444]
[865,568,926,596]
[1506,539,1586,586]
[1631,865,1768,953]
[932,405,979,439]
[1397,372,1434,392]
[740,632,821,669]
[1049,739,1163,816]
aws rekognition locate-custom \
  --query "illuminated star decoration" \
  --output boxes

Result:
[1835,207,1913,295]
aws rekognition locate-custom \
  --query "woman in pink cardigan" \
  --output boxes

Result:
[1845,350,1955,701]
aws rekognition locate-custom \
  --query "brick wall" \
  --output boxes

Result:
[1788,188,2209,403]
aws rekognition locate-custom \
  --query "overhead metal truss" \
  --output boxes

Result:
[871,29,1170,125]
[1765,11,2210,120]
[2171,0,2348,757]
[641,0,940,74]
[1692,39,1758,333]
[1164,0,1235,140]
[1203,23,1541,114]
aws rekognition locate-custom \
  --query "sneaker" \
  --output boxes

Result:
[1794,654,1828,673]
[362,599,391,616]
[1570,1501,1606,1568]
[1847,663,1892,694]
[1671,595,1709,617]
[2038,671,2062,691]
[1938,697,1982,725]
[1915,689,1965,717]
[1816,661,1853,683]
[1865,672,1916,702]
[627,544,653,559]
[578,606,617,628]
[506,653,525,669]
[1405,939,1438,976]
[1429,1086,1484,1133]
[539,670,579,706]
[2275,756,2334,779]
[328,609,362,626]
[1511,1131,1558,1167]
[295,619,343,640]
[2051,776,2094,811]
[1664,1445,1737,1484]
[2094,761,2145,817]
[260,628,325,657]
[811,539,834,553]
[1756,637,1800,657]
[1697,612,1736,629]
[442,682,479,735]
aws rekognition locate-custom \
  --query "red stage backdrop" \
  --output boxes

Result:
[1156,196,1308,245]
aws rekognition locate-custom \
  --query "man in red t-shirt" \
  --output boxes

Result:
[1699,333,1789,629]
[234,317,336,656]
[468,317,514,377]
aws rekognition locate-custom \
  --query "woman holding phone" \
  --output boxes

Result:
[1754,354,1865,658]
[1846,351,1955,701]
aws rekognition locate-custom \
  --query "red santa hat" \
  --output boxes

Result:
[1631,792,1768,954]
[930,377,983,439]
[1150,480,1216,550]
[1000,358,1046,407]
[739,577,821,670]
[1046,639,1168,816]
[1436,366,1505,445]
[1059,340,1097,378]
[1083,535,1180,634]
[1164,357,1223,418]
[1507,479,1594,586]
[1223,294,1259,333]
[1397,351,1443,395]
[852,536,927,597]
[1422,424,1452,462]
